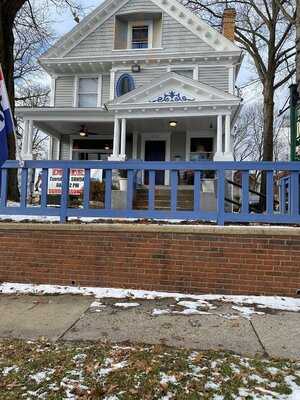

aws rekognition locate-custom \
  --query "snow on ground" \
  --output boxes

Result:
[2,282,300,318]
[114,302,140,308]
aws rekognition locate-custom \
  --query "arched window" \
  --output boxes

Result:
[116,74,135,97]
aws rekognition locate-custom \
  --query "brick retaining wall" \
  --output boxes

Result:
[0,224,300,297]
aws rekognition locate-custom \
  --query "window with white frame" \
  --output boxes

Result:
[78,77,99,108]
[128,21,153,49]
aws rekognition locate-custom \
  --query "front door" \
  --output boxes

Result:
[144,140,166,185]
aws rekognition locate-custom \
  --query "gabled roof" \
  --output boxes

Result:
[41,0,240,60]
[107,72,241,109]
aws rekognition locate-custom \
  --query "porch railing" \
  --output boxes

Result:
[0,160,299,225]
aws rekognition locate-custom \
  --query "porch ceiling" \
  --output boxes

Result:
[34,115,218,139]
[34,120,114,139]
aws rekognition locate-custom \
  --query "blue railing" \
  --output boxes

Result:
[0,160,299,225]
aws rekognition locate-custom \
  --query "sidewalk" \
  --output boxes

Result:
[1,291,300,360]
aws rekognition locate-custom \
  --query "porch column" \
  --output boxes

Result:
[225,114,231,154]
[132,131,138,159]
[113,117,120,157]
[214,115,223,161]
[21,119,33,160]
[48,137,53,160]
[120,118,126,159]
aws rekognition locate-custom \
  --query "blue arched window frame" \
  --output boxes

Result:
[116,73,135,97]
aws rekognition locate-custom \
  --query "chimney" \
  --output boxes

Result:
[222,8,236,42]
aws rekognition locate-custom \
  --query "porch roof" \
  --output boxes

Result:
[17,113,221,139]
[15,107,114,122]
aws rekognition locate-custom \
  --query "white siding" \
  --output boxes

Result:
[162,13,213,54]
[102,74,111,103]
[55,77,74,107]
[199,66,229,92]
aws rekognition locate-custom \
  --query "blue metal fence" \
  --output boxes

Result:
[0,160,299,225]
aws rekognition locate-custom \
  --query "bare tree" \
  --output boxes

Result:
[275,0,299,95]
[0,0,81,198]
[234,103,290,162]
[16,84,50,159]
[183,0,296,162]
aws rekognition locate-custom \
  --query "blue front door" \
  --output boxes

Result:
[144,140,166,185]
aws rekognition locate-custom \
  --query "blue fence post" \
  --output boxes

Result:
[148,170,155,211]
[266,171,274,215]
[40,168,48,209]
[291,171,299,216]
[217,168,225,225]
[83,168,91,209]
[20,168,28,209]
[279,178,285,214]
[105,169,112,210]
[194,170,201,212]
[241,171,249,215]
[127,170,134,210]
[60,168,70,223]
[170,170,178,212]
[288,176,292,214]
[0,169,8,208]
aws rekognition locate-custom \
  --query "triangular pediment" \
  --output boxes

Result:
[41,0,240,60]
[108,73,240,107]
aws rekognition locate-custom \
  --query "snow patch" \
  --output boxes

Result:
[2,283,300,316]
[232,306,265,319]
[114,302,140,308]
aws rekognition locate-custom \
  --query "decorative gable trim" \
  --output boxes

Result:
[152,90,195,103]
[151,0,239,52]
[41,0,240,60]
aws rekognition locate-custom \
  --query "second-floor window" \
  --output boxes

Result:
[78,77,98,107]
[128,21,153,50]
[132,26,149,49]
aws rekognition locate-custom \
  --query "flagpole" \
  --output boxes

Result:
[0,64,23,164]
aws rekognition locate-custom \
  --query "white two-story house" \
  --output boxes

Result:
[17,0,242,186]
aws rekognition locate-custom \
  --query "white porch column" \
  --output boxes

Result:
[113,117,120,157]
[120,118,126,159]
[52,137,60,160]
[110,70,116,101]
[132,132,138,159]
[214,115,223,161]
[21,120,29,158]
[48,137,53,160]
[21,119,33,160]
[225,114,231,154]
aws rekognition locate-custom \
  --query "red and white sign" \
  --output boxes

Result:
[48,168,85,196]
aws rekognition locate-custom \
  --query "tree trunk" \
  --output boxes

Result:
[259,78,275,211]
[0,3,19,201]
[297,3,300,97]
[262,80,275,161]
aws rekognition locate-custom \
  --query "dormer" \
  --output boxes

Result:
[114,12,162,50]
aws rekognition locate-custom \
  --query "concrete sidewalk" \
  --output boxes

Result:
[1,294,300,360]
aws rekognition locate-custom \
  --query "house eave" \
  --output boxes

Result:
[15,107,114,122]
[40,50,242,75]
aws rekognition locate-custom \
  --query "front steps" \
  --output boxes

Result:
[134,186,217,212]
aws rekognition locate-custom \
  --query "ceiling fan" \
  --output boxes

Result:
[78,125,98,137]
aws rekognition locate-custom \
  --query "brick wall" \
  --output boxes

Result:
[0,224,300,297]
